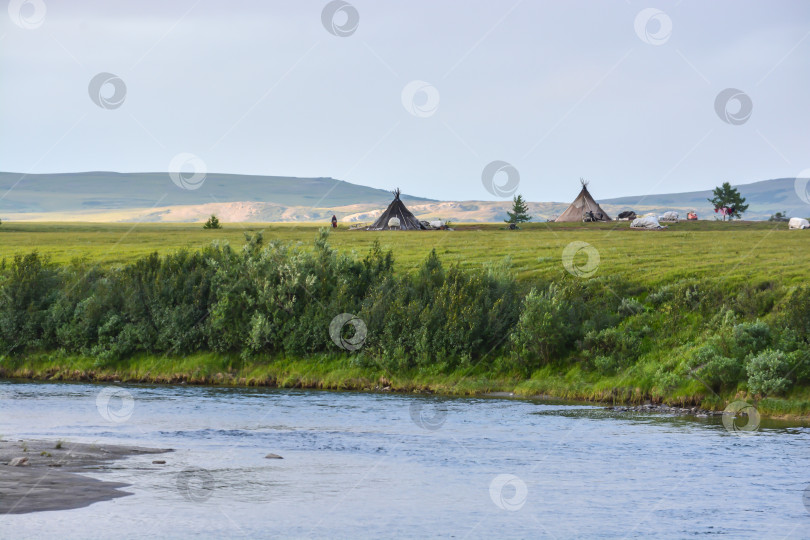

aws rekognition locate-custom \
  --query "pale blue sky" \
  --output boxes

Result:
[2,0,809,202]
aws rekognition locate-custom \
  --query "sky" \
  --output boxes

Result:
[2,0,810,202]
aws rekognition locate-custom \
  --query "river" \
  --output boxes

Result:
[1,381,809,539]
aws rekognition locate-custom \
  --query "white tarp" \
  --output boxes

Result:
[659,211,679,221]
[429,220,444,229]
[387,217,401,228]
[631,216,664,229]
[789,217,810,230]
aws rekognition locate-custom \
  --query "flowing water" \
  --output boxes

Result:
[1,381,809,539]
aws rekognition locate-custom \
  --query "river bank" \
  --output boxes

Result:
[0,439,170,514]
[3,353,809,421]
[2,233,810,426]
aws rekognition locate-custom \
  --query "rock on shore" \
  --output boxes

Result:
[606,403,723,417]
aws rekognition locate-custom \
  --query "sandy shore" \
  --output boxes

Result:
[0,439,171,514]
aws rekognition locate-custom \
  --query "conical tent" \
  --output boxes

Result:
[368,188,427,230]
[555,180,612,222]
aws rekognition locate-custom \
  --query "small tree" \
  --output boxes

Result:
[203,214,222,229]
[505,194,531,226]
[708,182,748,221]
[769,211,789,222]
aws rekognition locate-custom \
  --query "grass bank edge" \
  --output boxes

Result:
[4,352,809,420]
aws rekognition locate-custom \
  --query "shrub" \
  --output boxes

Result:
[647,283,675,306]
[787,349,810,385]
[592,355,620,375]
[731,320,771,357]
[617,297,644,317]
[778,286,810,344]
[730,282,778,318]
[686,340,745,392]
[362,250,519,368]
[0,253,59,353]
[0,229,806,399]
[652,366,684,393]
[582,326,640,373]
[747,349,792,396]
[509,286,570,371]
[508,281,594,372]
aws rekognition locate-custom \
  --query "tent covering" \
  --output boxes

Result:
[631,216,666,229]
[789,217,810,230]
[555,180,612,222]
[367,189,427,230]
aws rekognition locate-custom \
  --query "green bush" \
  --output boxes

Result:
[731,320,771,357]
[617,297,644,317]
[592,355,620,375]
[787,349,810,385]
[509,285,575,372]
[778,286,810,344]
[686,339,745,392]
[730,282,778,318]
[0,253,59,353]
[746,349,792,396]
[363,249,519,369]
[0,230,805,394]
[582,326,641,374]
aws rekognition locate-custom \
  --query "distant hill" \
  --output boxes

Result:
[0,171,432,214]
[599,178,808,220]
[0,172,805,222]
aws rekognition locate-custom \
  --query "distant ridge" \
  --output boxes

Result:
[600,177,808,220]
[0,172,805,222]
[0,171,433,214]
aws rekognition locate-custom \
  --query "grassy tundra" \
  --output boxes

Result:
[0,220,805,284]
[1,220,809,418]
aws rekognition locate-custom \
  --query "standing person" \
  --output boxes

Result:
[331,214,338,228]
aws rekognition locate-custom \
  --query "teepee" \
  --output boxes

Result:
[555,179,612,222]
[368,188,427,230]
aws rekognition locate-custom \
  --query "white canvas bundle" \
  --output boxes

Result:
[788,217,810,230]
[631,216,663,229]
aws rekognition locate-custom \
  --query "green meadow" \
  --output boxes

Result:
[0,220,805,284]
